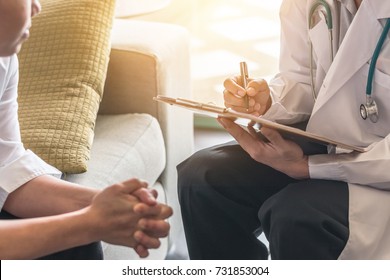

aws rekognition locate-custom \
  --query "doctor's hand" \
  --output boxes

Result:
[223,76,272,116]
[217,117,309,179]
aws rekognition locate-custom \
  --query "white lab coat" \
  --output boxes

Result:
[264,0,390,259]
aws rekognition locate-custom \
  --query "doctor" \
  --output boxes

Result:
[178,0,390,259]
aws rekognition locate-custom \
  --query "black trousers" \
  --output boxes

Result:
[0,211,103,260]
[177,137,349,260]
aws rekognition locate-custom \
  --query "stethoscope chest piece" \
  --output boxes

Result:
[359,18,390,123]
[360,95,379,123]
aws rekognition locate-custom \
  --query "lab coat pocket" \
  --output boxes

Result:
[361,63,390,137]
[308,18,332,72]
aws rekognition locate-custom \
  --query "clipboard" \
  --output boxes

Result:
[154,95,368,153]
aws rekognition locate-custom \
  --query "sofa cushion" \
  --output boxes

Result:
[17,0,115,173]
[65,114,166,189]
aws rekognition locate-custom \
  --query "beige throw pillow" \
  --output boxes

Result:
[17,0,115,173]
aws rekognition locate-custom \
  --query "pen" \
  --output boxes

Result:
[240,61,249,111]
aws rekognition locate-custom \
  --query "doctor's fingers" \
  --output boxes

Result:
[218,117,265,153]
[223,75,246,97]
[259,127,285,147]
[246,79,270,97]
[223,89,257,112]
[247,124,263,139]
[246,80,271,115]
[223,78,256,111]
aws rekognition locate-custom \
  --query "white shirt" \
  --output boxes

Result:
[0,55,61,210]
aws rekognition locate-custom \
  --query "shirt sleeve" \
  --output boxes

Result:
[0,56,61,210]
[308,135,390,190]
[0,150,62,210]
[262,0,315,124]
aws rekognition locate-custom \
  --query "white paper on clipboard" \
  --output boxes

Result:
[154,95,369,153]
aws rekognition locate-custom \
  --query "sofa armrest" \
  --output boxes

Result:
[100,19,191,115]
[100,19,194,258]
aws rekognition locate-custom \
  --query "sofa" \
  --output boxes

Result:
[63,19,194,259]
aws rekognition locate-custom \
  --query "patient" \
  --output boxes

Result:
[0,0,172,260]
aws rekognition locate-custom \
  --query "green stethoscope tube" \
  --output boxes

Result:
[366,18,390,96]
[309,0,333,30]
[308,0,333,101]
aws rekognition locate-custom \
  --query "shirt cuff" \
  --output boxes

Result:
[308,153,346,181]
[0,150,61,209]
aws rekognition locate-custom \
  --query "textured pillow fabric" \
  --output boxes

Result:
[17,0,115,173]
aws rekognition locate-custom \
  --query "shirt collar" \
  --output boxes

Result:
[338,0,358,15]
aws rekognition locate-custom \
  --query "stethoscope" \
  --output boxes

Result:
[309,0,390,123]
